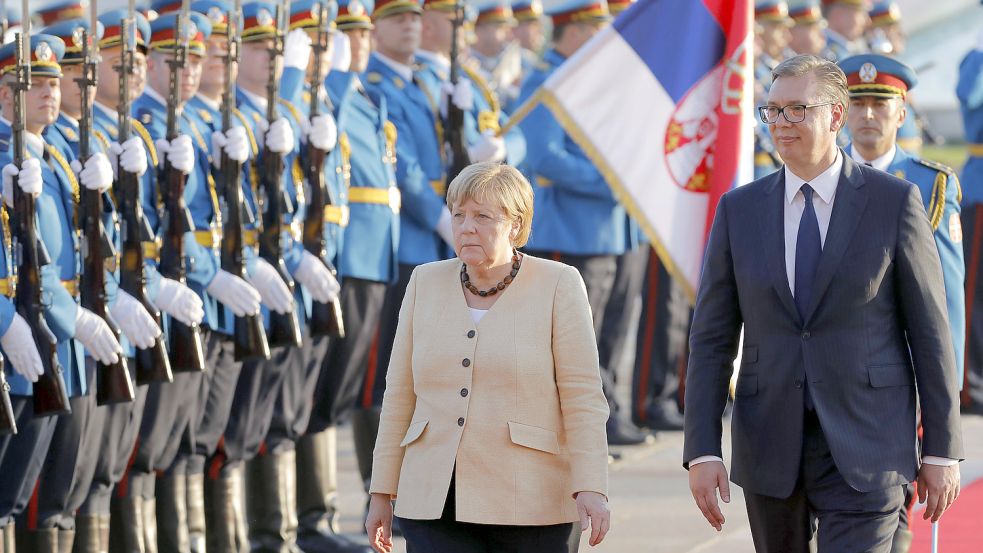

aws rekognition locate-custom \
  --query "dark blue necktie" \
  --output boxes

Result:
[794,184,821,319]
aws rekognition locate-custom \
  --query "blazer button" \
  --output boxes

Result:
[460,388,468,397]
[801,331,811,340]
[462,358,471,367]
[467,330,476,339]
[457,417,465,427]
[794,379,803,389]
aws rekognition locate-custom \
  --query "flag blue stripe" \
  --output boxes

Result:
[615,0,725,103]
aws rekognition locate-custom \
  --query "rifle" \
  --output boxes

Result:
[77,3,135,405]
[9,22,70,417]
[303,2,345,339]
[220,2,270,362]
[159,0,206,371]
[116,0,173,385]
[258,1,302,348]
[0,355,15,434]
[443,2,469,185]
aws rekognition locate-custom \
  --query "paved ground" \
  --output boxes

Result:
[329,414,983,552]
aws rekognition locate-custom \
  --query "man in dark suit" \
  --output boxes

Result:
[683,54,964,552]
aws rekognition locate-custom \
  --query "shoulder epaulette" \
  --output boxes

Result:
[130,119,159,167]
[913,156,955,176]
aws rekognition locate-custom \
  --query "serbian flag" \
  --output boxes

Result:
[515,0,753,300]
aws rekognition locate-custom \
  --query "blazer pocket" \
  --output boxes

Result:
[399,419,429,447]
[735,374,757,396]
[867,364,914,388]
[508,421,560,455]
[741,346,758,364]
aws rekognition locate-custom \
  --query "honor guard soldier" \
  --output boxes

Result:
[840,53,965,553]
[754,1,790,179]
[788,0,828,56]
[34,2,86,27]
[867,0,904,54]
[510,0,545,109]
[41,16,164,553]
[468,0,524,109]
[517,0,648,446]
[821,0,870,61]
[958,9,983,414]
[0,34,126,553]
[304,1,404,549]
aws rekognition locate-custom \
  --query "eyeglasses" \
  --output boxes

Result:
[758,102,835,124]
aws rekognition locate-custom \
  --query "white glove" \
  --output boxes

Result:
[155,277,205,326]
[110,291,163,349]
[293,251,340,304]
[467,130,506,163]
[436,207,455,249]
[308,113,338,151]
[211,127,251,168]
[70,152,114,192]
[155,135,195,174]
[283,28,312,70]
[206,270,262,317]
[440,79,474,118]
[1,158,42,207]
[75,307,123,365]
[110,137,149,178]
[0,314,44,382]
[265,117,295,155]
[331,31,351,72]
[247,258,295,315]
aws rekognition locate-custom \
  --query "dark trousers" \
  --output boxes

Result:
[0,396,58,527]
[267,332,329,450]
[597,246,649,419]
[524,252,618,412]
[743,411,903,553]
[31,362,99,530]
[631,251,692,424]
[79,378,148,516]
[174,331,242,476]
[398,476,575,553]
[961,205,983,411]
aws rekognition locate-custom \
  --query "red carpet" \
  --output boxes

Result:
[910,476,983,552]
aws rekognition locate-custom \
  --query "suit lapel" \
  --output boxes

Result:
[759,170,801,323]
[803,155,868,323]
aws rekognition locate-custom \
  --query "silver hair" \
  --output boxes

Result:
[771,54,849,112]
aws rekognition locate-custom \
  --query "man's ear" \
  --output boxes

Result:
[830,102,846,132]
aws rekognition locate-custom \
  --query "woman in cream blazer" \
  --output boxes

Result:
[365,163,611,552]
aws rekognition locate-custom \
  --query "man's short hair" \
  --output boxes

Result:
[772,54,849,112]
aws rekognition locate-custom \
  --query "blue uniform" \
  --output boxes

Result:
[364,53,449,266]
[517,48,631,256]
[958,47,983,205]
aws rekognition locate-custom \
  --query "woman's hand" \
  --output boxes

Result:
[575,491,611,547]
[365,493,395,553]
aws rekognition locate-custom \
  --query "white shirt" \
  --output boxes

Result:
[415,49,450,76]
[239,87,268,113]
[850,145,896,173]
[783,151,842,296]
[690,150,955,468]
[374,52,414,82]
[469,307,488,324]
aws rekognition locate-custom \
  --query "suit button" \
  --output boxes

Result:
[457,417,465,427]
[801,331,811,340]
[794,380,803,389]
[467,330,476,338]
[460,388,468,397]
[462,358,471,367]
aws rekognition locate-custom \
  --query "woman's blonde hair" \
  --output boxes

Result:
[445,162,534,247]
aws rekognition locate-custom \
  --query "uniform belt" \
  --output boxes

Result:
[323,205,350,227]
[348,186,401,212]
[969,143,983,157]
[194,228,222,248]
[0,277,79,297]
[430,179,446,196]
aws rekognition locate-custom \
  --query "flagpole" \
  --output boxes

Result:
[496,90,541,137]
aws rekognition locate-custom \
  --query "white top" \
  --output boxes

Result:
[850,144,896,173]
[469,307,488,324]
[783,151,843,296]
[374,51,414,82]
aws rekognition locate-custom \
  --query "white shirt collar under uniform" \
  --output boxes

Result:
[850,144,896,173]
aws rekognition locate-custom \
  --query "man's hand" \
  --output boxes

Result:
[575,491,610,547]
[689,460,730,531]
[917,463,960,522]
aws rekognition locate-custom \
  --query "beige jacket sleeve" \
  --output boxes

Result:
[553,265,610,498]
[368,268,419,497]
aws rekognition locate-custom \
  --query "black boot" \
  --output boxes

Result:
[72,516,99,553]
[247,450,296,553]
[606,418,654,446]
[186,472,206,553]
[156,474,189,553]
[18,527,59,553]
[204,463,247,553]
[296,429,344,551]
[109,494,147,553]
